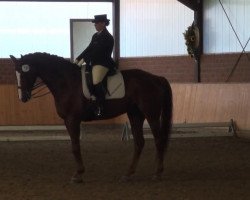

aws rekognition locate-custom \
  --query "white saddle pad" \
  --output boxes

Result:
[81,66,125,100]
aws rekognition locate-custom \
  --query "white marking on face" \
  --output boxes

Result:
[22,64,30,72]
[15,71,22,100]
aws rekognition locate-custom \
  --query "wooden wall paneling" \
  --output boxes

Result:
[0,85,63,125]
[172,84,250,130]
[0,84,250,132]
[113,84,250,131]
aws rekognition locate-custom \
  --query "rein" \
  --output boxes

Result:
[31,81,51,98]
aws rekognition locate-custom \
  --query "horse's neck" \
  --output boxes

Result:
[37,61,80,96]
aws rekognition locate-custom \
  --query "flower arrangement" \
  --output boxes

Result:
[183,23,199,58]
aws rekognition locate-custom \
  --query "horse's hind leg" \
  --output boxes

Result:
[122,107,145,181]
[64,118,84,183]
[147,118,166,180]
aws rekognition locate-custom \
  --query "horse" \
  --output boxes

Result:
[10,52,173,183]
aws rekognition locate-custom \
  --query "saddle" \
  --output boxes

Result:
[81,65,125,100]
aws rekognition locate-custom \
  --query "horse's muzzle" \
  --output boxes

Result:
[21,91,31,102]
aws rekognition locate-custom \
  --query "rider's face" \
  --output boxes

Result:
[94,22,105,32]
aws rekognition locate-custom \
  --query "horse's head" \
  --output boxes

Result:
[10,55,38,102]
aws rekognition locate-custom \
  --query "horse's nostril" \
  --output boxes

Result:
[21,91,31,102]
[21,96,28,102]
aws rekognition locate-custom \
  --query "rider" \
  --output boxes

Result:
[74,14,116,117]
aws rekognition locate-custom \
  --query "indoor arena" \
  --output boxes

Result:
[0,0,250,199]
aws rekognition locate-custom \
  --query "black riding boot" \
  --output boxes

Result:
[93,82,106,117]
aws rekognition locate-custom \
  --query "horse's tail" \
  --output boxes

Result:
[159,77,173,150]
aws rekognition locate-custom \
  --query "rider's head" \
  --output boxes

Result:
[92,14,110,32]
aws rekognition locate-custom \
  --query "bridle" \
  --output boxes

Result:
[16,66,50,100]
[31,81,51,99]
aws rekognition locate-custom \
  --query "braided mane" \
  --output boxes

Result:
[21,52,73,68]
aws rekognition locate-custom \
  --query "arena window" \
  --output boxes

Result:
[0,2,113,58]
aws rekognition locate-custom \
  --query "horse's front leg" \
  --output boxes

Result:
[64,118,84,183]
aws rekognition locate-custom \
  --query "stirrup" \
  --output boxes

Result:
[94,106,103,117]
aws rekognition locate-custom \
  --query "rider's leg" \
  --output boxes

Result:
[93,82,106,116]
[92,65,109,116]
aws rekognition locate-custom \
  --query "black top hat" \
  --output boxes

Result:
[92,14,110,25]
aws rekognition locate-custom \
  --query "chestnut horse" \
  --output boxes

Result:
[10,53,172,183]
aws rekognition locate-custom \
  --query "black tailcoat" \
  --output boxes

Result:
[76,28,116,69]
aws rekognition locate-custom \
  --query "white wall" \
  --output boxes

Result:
[0,2,112,58]
[120,0,194,57]
[204,0,250,53]
[71,20,98,61]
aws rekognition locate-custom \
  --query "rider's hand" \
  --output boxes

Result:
[77,59,84,66]
[73,59,79,64]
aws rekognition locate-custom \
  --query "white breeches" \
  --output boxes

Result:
[92,65,109,85]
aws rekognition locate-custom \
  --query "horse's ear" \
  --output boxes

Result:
[10,55,19,65]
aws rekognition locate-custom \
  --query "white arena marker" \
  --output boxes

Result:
[22,64,30,72]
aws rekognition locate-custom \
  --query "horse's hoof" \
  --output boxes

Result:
[71,174,83,183]
[119,175,132,183]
